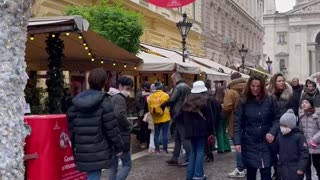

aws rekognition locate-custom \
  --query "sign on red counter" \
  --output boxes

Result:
[24,115,87,180]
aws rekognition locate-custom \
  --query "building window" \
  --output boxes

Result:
[210,8,215,31]
[280,59,285,70]
[278,32,287,44]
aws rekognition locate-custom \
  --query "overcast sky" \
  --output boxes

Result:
[276,0,296,12]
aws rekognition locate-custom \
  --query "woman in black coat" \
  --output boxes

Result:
[234,74,280,180]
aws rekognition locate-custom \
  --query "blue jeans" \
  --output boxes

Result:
[109,152,132,180]
[87,170,101,180]
[187,137,206,179]
[236,151,245,171]
[154,122,169,151]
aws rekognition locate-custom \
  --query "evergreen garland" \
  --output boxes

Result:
[45,33,64,114]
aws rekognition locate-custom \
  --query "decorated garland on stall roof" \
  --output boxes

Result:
[45,33,64,114]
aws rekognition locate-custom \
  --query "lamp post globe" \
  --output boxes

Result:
[176,13,192,63]
[238,44,248,73]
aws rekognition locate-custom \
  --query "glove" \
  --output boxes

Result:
[310,140,317,148]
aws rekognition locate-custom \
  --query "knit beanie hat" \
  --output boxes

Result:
[280,109,297,129]
[231,72,242,80]
[154,81,163,90]
[301,97,314,108]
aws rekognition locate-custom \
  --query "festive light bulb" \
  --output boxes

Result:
[113,62,116,66]
[199,74,202,77]
[79,35,83,39]
[85,47,88,50]
[101,61,104,64]
[134,66,137,70]
[66,32,70,36]
[91,58,95,62]
[124,64,127,68]
[30,35,34,41]
[52,34,56,38]
[83,43,87,46]
[88,52,92,56]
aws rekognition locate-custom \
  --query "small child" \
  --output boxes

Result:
[299,98,320,180]
[277,109,309,180]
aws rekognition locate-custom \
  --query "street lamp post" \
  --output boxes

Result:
[238,44,248,73]
[176,13,192,63]
[266,57,273,74]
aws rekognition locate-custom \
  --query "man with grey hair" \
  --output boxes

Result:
[162,72,192,166]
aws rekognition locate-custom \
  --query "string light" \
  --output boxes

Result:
[134,66,137,70]
[91,58,95,62]
[113,62,116,66]
[79,35,83,39]
[85,47,89,50]
[88,52,92,56]
[83,43,87,47]
[100,60,104,64]
[66,32,70,36]
[30,35,34,41]
[51,34,56,38]
[124,64,127,68]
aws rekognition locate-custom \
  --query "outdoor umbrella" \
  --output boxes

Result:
[147,0,196,8]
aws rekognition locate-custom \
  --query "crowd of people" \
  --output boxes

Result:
[66,67,320,180]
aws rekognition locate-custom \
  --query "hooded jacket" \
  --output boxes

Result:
[276,128,309,180]
[148,90,171,124]
[67,90,123,172]
[222,78,247,137]
[108,87,132,152]
[299,112,320,154]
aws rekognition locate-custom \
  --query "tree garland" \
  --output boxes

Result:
[45,34,64,114]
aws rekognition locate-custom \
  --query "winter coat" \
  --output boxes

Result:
[148,90,171,124]
[300,78,320,113]
[67,90,123,172]
[292,85,303,116]
[267,82,295,116]
[234,96,280,168]
[179,96,221,139]
[276,128,309,180]
[108,88,132,152]
[162,80,191,121]
[222,78,247,138]
[299,112,320,154]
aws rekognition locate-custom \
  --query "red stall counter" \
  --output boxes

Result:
[24,115,87,180]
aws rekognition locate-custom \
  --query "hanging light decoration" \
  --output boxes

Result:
[124,64,127,68]
[30,35,34,41]
[113,62,116,66]
[66,32,70,36]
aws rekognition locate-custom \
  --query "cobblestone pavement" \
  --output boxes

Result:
[101,149,318,180]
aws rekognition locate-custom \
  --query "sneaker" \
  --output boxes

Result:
[178,161,188,167]
[228,168,246,178]
[166,159,178,166]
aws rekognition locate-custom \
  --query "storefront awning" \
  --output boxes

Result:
[137,51,200,74]
[26,16,141,70]
[190,56,250,79]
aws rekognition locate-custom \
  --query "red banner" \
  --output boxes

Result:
[24,115,87,180]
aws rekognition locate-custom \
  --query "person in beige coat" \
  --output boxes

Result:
[222,72,247,178]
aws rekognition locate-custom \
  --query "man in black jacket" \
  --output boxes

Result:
[67,68,123,180]
[108,76,134,180]
[162,72,192,166]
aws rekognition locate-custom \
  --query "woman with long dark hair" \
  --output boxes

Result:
[180,81,220,180]
[234,74,280,180]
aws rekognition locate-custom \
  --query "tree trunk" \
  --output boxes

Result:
[0,0,32,179]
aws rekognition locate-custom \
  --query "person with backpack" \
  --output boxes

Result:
[148,81,171,155]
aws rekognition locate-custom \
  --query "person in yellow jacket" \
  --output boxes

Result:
[148,81,171,154]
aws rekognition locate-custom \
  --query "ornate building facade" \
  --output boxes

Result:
[263,0,320,80]
[32,0,205,56]
[203,0,265,68]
